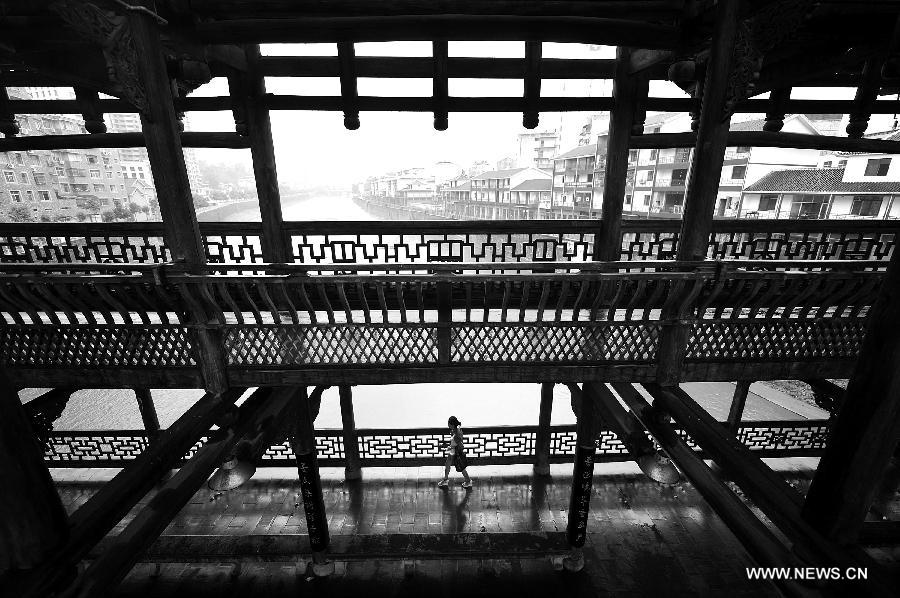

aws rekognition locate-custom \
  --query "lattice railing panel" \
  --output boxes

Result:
[620,231,679,261]
[43,421,830,466]
[0,233,170,264]
[0,326,196,367]
[203,234,265,264]
[685,319,867,361]
[451,324,660,363]
[708,231,895,261]
[224,325,439,365]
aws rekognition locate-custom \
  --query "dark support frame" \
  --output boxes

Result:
[534,382,554,476]
[339,385,362,480]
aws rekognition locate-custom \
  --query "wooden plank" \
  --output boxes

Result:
[8,388,245,598]
[803,251,900,544]
[0,372,68,573]
[595,47,643,261]
[0,132,250,151]
[66,387,295,597]
[229,44,289,263]
[339,385,362,480]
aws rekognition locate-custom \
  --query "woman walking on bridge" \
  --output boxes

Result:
[438,416,472,489]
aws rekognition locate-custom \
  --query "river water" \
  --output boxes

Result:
[30,194,578,431]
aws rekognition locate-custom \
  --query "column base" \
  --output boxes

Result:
[310,550,335,577]
[344,466,362,481]
[562,547,585,572]
[533,463,551,476]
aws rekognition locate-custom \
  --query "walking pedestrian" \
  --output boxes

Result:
[437,416,472,488]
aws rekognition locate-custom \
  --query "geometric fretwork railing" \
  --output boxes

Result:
[0,219,894,265]
[42,421,830,468]
[0,260,880,380]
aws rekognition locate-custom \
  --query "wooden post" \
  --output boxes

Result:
[0,377,68,574]
[74,87,106,134]
[127,4,204,267]
[229,44,290,263]
[436,280,452,364]
[339,385,362,480]
[523,41,541,129]
[432,40,449,130]
[595,46,643,261]
[564,384,596,571]
[676,0,741,262]
[134,388,161,441]
[534,382,553,476]
[803,249,900,544]
[292,386,332,574]
[726,381,750,433]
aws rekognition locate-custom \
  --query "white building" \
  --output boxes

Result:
[515,130,560,171]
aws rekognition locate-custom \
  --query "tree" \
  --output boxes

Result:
[6,205,33,222]
[79,197,103,213]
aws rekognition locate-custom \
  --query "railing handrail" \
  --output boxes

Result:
[1,218,898,237]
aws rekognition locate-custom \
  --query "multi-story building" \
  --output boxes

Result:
[741,140,900,219]
[457,167,550,219]
[550,143,600,216]
[515,130,560,171]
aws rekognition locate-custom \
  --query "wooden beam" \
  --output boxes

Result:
[677,0,740,261]
[192,16,681,48]
[0,374,68,574]
[0,132,250,151]
[584,382,656,459]
[134,388,160,441]
[595,46,643,261]
[613,385,808,594]
[432,41,448,131]
[726,381,750,433]
[643,382,897,596]
[339,385,362,480]
[128,5,205,267]
[66,387,295,597]
[534,382,554,476]
[803,247,900,544]
[229,44,289,263]
[9,388,245,598]
[292,386,330,557]
[337,41,360,130]
[523,41,541,129]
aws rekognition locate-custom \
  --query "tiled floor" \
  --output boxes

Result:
[49,463,839,597]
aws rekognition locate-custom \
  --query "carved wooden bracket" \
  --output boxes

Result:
[50,1,149,115]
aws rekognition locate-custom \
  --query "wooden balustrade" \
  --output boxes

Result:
[0,260,882,386]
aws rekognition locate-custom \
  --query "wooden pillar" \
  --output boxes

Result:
[523,41,541,129]
[292,387,331,573]
[229,44,289,263]
[595,47,643,261]
[676,0,741,262]
[534,382,553,476]
[0,378,68,574]
[803,249,900,544]
[726,381,750,433]
[134,388,161,441]
[339,386,362,481]
[432,40,449,130]
[564,384,596,571]
[127,4,204,267]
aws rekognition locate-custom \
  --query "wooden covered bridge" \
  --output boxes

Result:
[1,0,900,595]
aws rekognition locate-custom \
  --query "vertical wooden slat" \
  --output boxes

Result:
[432,40,449,131]
[134,388,161,441]
[338,41,360,130]
[523,41,541,129]
[763,87,791,132]
[292,386,331,560]
[595,47,643,261]
[726,381,750,433]
[846,58,885,139]
[339,386,362,480]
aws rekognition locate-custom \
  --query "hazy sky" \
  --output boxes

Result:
[185,42,868,189]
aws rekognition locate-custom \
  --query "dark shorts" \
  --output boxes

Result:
[453,450,468,472]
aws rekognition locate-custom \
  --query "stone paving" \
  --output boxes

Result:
[51,462,839,597]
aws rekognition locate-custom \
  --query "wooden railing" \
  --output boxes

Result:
[0,219,895,265]
[0,259,881,385]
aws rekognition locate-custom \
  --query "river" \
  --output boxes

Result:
[29,194,578,431]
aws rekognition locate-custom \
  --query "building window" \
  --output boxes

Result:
[824,161,832,167]
[838,159,847,168]
[864,158,891,176]
[736,146,751,154]
[56,167,65,176]
[25,190,34,201]
[648,149,658,160]
[731,165,746,180]
[106,171,113,179]
[39,190,52,201]
[62,183,70,192]
[87,155,98,164]
[9,190,21,202]
[628,150,638,162]
[3,171,13,183]
[93,184,104,192]
[759,194,779,211]
[90,169,101,179]
[19,172,28,183]
[34,173,46,185]
[851,195,882,217]
[14,153,24,165]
